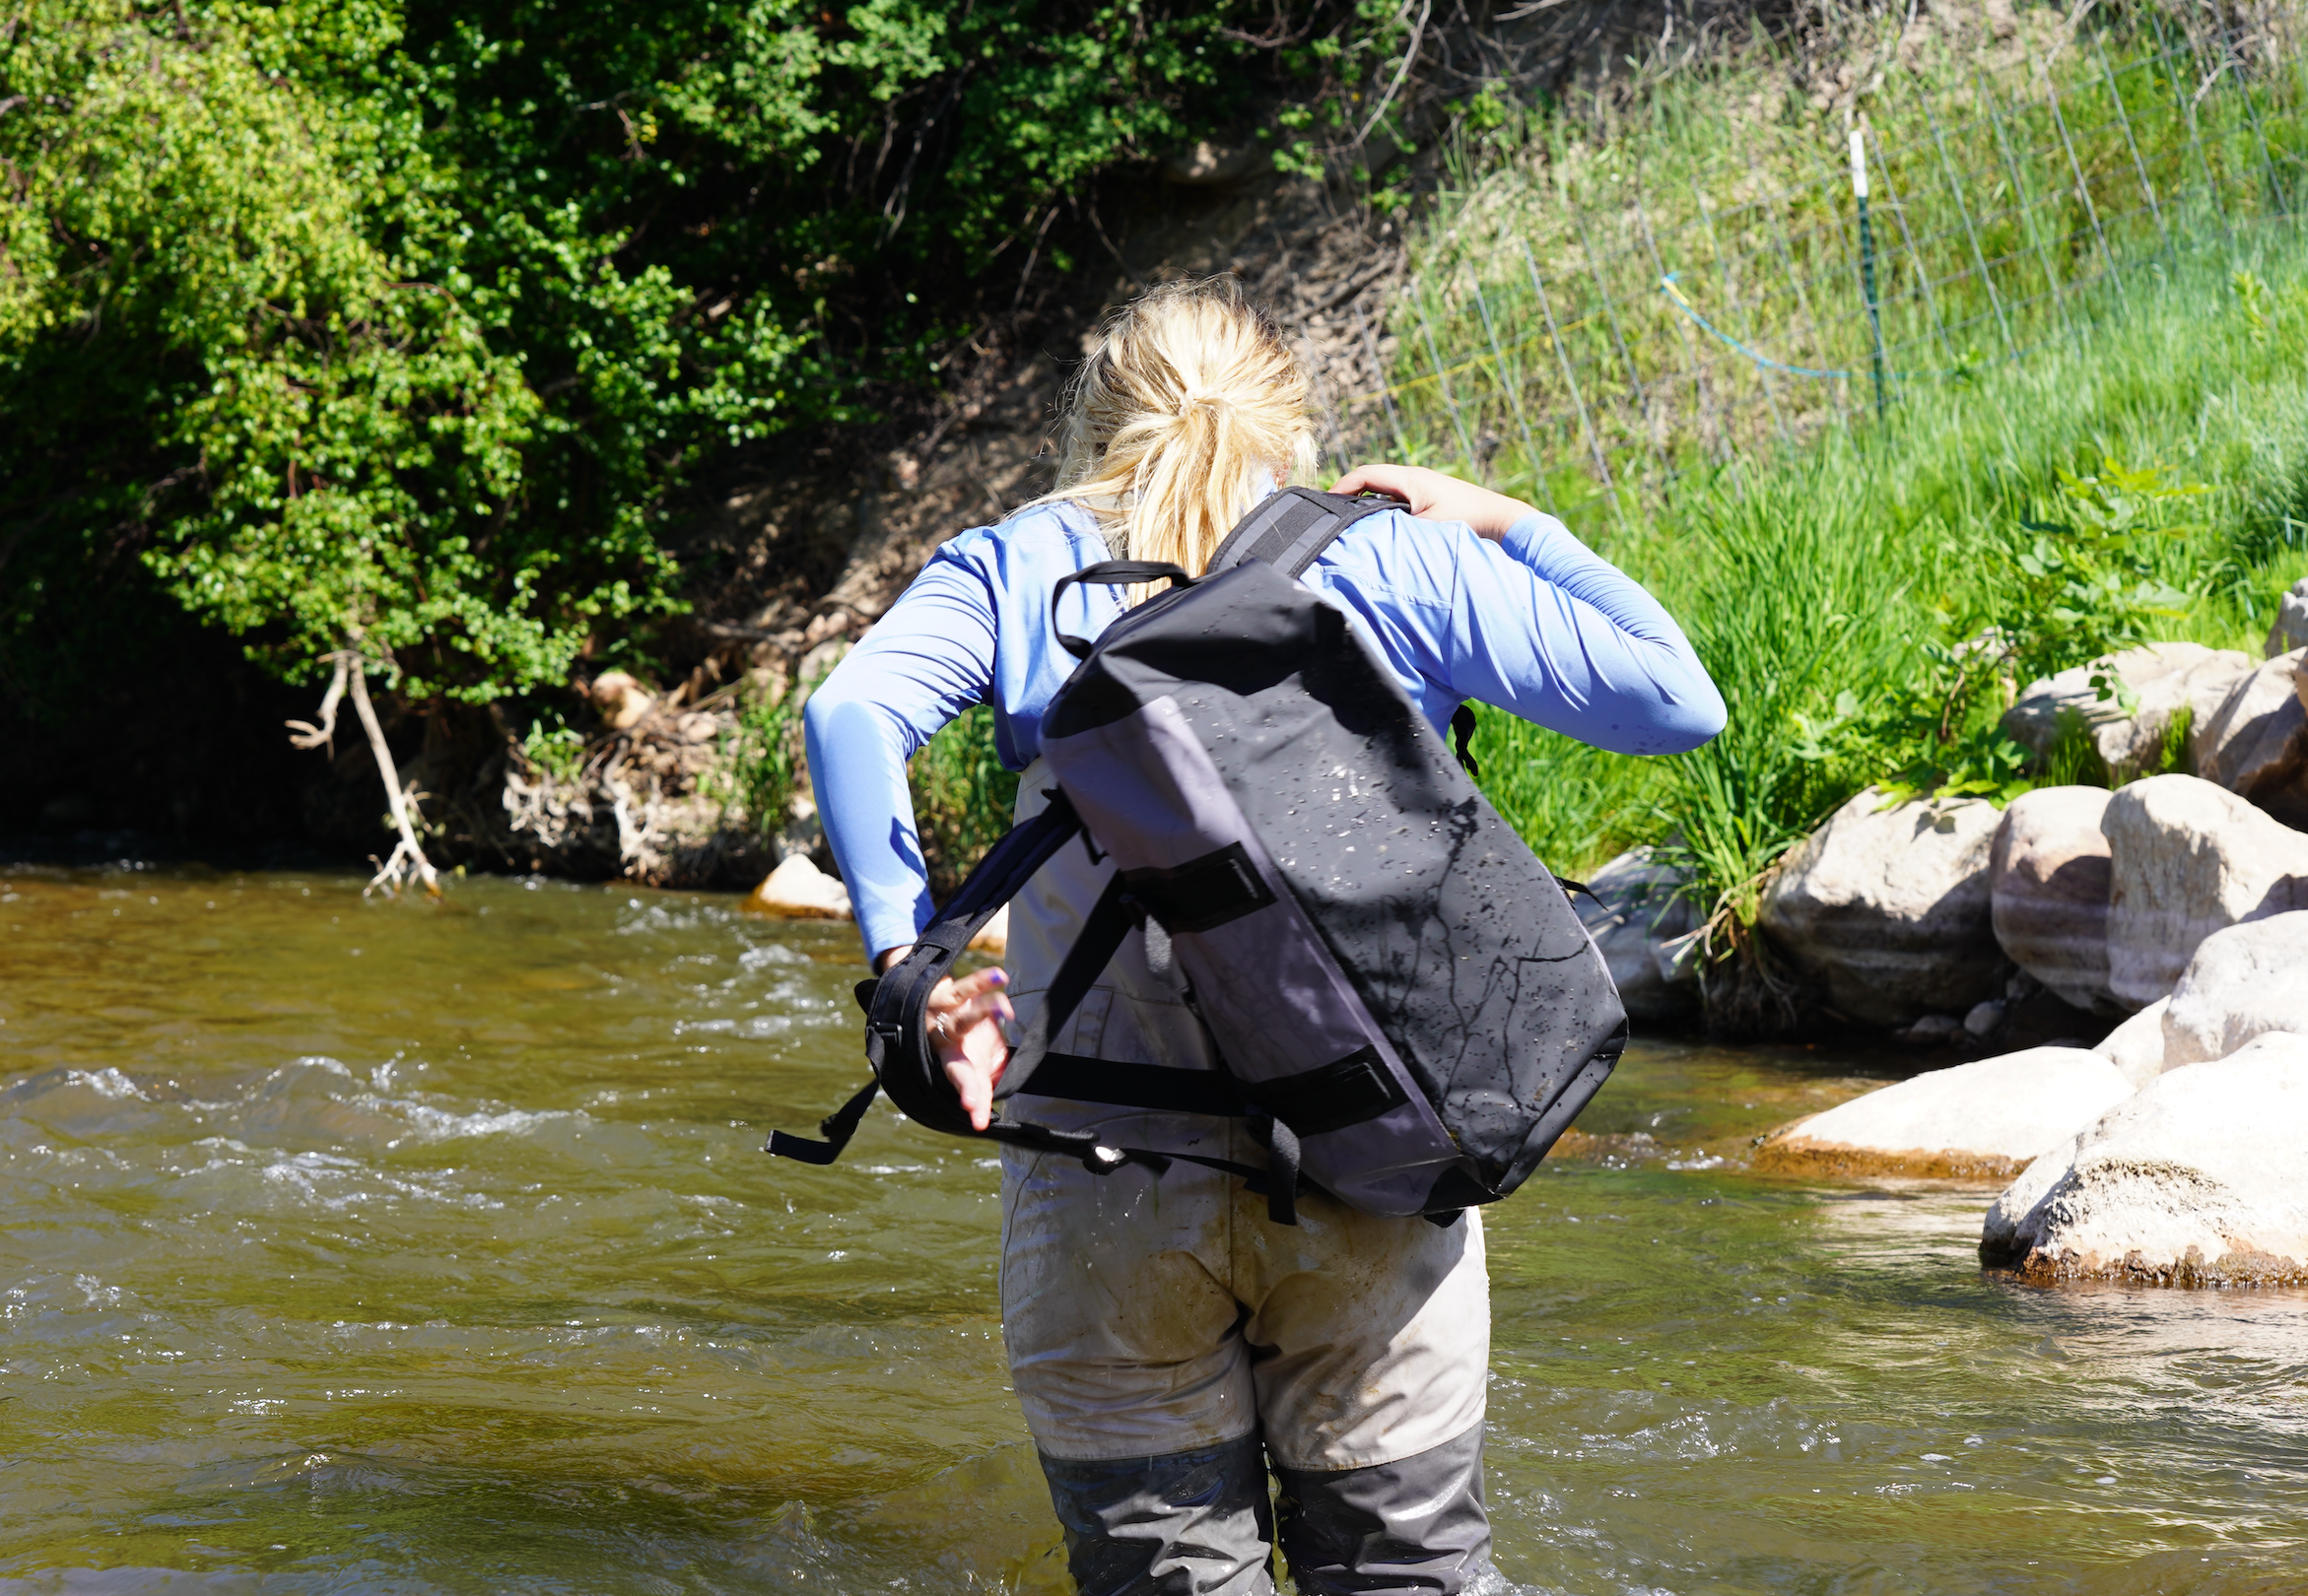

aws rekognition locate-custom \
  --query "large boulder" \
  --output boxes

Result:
[1981,1031,2308,1285]
[2102,775,2308,1009]
[2003,643,2251,775]
[2192,648,2308,830]
[2093,997,2169,1089]
[1574,848,1700,1022]
[1758,789,2006,1027]
[2267,576,2308,657]
[1754,1047,2133,1179]
[2160,911,2308,1068]
[1987,786,2116,1014]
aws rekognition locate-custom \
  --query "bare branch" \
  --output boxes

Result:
[284,652,350,756]
[345,658,441,898]
[1357,0,1433,147]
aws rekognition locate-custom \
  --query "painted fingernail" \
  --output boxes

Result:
[987,970,1006,985]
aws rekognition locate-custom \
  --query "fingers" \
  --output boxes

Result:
[930,968,1011,1035]
[1328,463,1536,543]
[944,1054,997,1132]
[1330,463,1419,502]
[928,967,1012,1133]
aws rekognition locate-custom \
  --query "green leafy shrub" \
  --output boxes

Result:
[719,688,807,838]
[518,714,591,786]
[1,0,1418,716]
[908,705,1021,900]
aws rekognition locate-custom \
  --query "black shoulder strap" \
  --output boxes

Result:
[765,793,1084,1162]
[1205,488,1399,581]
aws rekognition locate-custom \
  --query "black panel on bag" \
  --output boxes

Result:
[1121,842,1276,933]
[1240,1046,1410,1138]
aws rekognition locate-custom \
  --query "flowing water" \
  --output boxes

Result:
[0,863,2303,1594]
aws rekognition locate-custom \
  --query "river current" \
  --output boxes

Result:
[0,863,2302,1593]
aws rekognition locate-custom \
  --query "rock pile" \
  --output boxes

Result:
[1747,625,2308,1287]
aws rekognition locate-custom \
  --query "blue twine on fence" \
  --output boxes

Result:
[1658,273,2005,387]
[1656,273,1858,379]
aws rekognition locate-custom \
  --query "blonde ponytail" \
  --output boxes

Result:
[1034,277,1317,592]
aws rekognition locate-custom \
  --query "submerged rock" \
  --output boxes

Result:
[2192,648,2308,830]
[744,854,853,920]
[2102,775,2308,1009]
[1988,786,2117,1014]
[2160,911,2308,1069]
[1573,847,1700,1023]
[2093,997,2170,1089]
[1758,789,2005,1028]
[2003,643,2250,776]
[1752,1047,2132,1180]
[1981,1031,2308,1286]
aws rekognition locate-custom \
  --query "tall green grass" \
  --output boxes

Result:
[1469,228,2308,980]
[1381,7,2306,508]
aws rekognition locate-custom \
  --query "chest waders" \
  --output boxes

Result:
[771,488,1629,1226]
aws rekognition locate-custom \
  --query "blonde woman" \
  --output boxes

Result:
[804,276,1723,1594]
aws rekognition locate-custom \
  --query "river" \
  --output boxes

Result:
[0,863,2301,1593]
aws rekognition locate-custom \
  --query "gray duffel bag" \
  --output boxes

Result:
[771,489,1627,1226]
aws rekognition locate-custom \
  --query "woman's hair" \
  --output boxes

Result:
[1036,276,1317,580]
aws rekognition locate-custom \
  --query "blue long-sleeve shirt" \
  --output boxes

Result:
[804,497,1724,960]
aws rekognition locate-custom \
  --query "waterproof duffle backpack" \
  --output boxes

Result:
[771,488,1628,1225]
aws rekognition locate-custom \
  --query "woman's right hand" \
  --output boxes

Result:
[1330,463,1537,543]
[875,945,1013,1131]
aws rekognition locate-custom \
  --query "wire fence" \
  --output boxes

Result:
[1347,15,2308,521]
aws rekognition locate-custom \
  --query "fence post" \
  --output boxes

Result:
[1466,273,1554,513]
[1755,174,1850,432]
[1412,293,1482,476]
[1851,129,1887,421]
[2220,19,2288,218]
[1976,65,2075,343]
[1353,303,1411,459]
[2031,44,2128,310]
[2093,34,2173,262]
[1921,92,2017,363]
[1518,238,1619,521]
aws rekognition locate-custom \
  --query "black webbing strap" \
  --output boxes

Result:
[999,874,1138,1094]
[1449,702,1481,778]
[1052,560,1196,658]
[1013,1054,1252,1117]
[765,794,1085,1159]
[765,1077,880,1164]
[1204,488,1398,580]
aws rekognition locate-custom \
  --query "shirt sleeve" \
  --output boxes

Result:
[1444,511,1725,756]
[802,548,997,961]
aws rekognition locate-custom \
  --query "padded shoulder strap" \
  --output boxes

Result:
[1204,488,1398,581]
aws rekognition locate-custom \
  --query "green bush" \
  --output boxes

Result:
[1,0,1412,712]
[908,705,1021,900]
